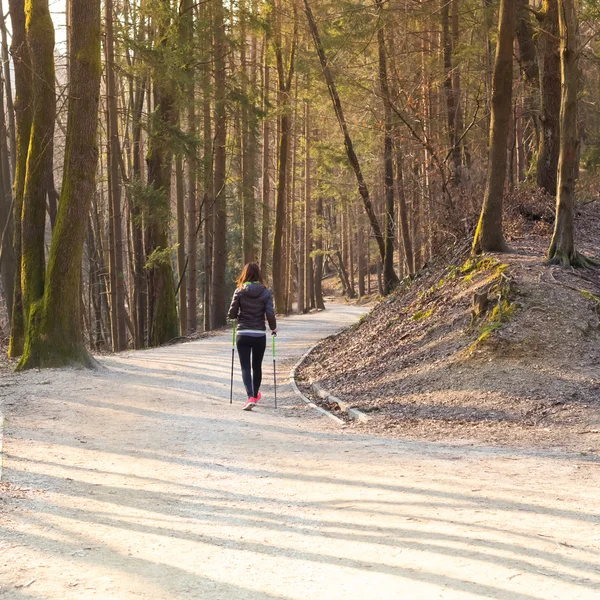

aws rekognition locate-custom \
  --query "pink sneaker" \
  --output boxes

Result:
[255,392,262,404]
[243,398,257,411]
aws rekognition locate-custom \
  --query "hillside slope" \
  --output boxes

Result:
[299,201,600,452]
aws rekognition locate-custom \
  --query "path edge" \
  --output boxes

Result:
[289,346,344,425]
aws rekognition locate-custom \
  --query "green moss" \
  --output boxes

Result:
[581,290,600,303]
[412,307,435,321]
[468,273,516,355]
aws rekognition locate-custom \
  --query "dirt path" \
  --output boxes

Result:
[1,305,599,599]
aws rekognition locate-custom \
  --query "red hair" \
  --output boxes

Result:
[236,263,264,289]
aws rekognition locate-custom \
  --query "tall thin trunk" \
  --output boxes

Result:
[442,0,460,182]
[472,0,515,253]
[7,0,33,357]
[314,193,324,310]
[515,0,539,173]
[176,155,187,334]
[260,51,271,279]
[210,0,227,329]
[546,0,581,266]
[272,6,297,314]
[303,99,313,312]
[0,75,14,319]
[130,77,146,348]
[18,0,101,369]
[146,4,179,347]
[202,7,213,331]
[0,11,15,176]
[105,0,127,351]
[183,0,197,334]
[537,0,560,195]
[376,0,396,295]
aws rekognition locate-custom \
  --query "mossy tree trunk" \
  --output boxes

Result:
[146,11,179,347]
[18,0,101,369]
[537,0,561,195]
[546,0,586,267]
[19,0,55,358]
[7,0,33,358]
[472,0,515,254]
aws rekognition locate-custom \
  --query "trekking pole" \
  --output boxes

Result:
[230,321,236,405]
[272,332,277,409]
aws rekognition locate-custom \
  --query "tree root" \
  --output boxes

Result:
[544,250,600,269]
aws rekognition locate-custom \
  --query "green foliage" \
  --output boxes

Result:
[127,178,170,227]
[145,245,178,270]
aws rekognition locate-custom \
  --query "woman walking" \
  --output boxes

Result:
[228,263,277,411]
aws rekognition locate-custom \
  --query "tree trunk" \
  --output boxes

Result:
[260,52,271,279]
[130,77,146,348]
[375,0,397,295]
[0,11,15,177]
[145,7,179,347]
[7,0,33,357]
[442,0,460,183]
[304,99,313,312]
[176,155,187,335]
[546,0,583,267]
[271,8,297,314]
[472,0,515,253]
[515,0,539,173]
[202,10,213,331]
[18,0,100,369]
[314,194,324,310]
[19,0,55,349]
[183,0,197,334]
[105,0,127,351]
[0,78,14,320]
[537,0,561,195]
[210,0,227,329]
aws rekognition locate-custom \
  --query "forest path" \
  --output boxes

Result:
[1,304,599,599]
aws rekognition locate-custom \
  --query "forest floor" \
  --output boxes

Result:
[299,199,600,454]
[1,304,600,598]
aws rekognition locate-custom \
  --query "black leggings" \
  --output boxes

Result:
[236,335,266,399]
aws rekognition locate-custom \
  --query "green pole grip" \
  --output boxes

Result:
[232,321,236,346]
[272,334,276,359]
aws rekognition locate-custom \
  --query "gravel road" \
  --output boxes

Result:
[1,304,599,599]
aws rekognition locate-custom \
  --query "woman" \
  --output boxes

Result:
[228,263,277,411]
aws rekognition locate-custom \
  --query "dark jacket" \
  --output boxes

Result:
[228,283,277,332]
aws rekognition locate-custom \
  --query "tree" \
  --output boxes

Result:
[7,0,32,357]
[145,0,179,346]
[210,0,228,329]
[19,0,56,354]
[105,0,127,351]
[376,0,397,294]
[537,0,561,195]
[545,0,591,267]
[18,0,101,368]
[271,0,297,314]
[472,0,515,253]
